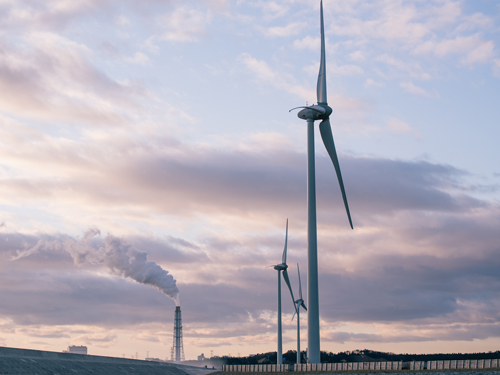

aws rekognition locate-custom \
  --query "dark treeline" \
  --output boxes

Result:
[223,349,500,365]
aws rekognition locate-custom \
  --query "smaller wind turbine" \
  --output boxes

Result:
[274,219,295,365]
[292,264,307,364]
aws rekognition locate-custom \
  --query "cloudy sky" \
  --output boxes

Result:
[1,0,500,361]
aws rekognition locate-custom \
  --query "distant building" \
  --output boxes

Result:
[63,346,87,355]
[198,353,206,361]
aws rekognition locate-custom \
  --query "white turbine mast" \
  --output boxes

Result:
[290,0,354,364]
[292,264,307,364]
[273,219,295,364]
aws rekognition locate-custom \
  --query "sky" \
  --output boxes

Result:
[0,0,500,362]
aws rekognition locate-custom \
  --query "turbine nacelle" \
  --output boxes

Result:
[295,298,307,311]
[292,264,307,322]
[290,104,332,121]
[273,263,288,271]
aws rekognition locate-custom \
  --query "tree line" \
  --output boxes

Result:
[222,349,500,365]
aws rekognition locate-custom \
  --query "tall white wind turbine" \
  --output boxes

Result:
[292,264,307,364]
[273,219,295,365]
[290,0,353,364]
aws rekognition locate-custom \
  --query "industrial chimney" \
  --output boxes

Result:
[171,306,185,362]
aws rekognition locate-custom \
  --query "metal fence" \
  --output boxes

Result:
[222,359,500,372]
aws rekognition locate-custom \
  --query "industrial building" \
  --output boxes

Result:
[63,345,88,355]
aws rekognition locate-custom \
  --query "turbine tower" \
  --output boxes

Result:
[292,264,307,364]
[273,219,295,364]
[290,0,353,364]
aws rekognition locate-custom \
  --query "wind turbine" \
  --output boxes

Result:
[273,219,295,365]
[292,263,307,364]
[290,0,353,364]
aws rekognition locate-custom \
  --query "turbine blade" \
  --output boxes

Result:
[282,269,295,305]
[319,118,353,229]
[297,263,303,300]
[282,219,288,264]
[291,304,298,321]
[317,0,327,105]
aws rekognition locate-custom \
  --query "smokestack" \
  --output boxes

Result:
[171,306,185,362]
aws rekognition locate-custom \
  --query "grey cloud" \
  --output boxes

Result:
[0,231,191,326]
[28,341,50,346]
[0,233,74,269]
[319,271,459,323]
[0,154,499,342]
[2,223,500,344]
[0,1,113,31]
[0,267,175,326]
[0,256,277,330]
[318,249,500,324]
[136,335,160,343]
[79,334,118,344]
[67,229,180,304]
[128,235,207,265]
[0,117,489,224]
[109,150,488,223]
[27,144,485,219]
[187,329,249,339]
[180,281,276,325]
[0,232,47,254]
[325,323,500,344]
[21,331,71,339]
[333,157,483,216]
[0,32,145,126]
[9,228,181,305]
[0,0,226,34]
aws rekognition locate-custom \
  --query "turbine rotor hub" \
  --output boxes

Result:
[297,104,332,121]
[274,263,287,271]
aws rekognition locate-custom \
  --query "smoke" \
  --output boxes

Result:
[12,227,180,305]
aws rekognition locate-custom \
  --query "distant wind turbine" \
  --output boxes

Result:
[292,264,307,364]
[290,0,353,364]
[273,219,295,365]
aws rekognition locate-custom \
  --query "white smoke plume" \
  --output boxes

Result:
[12,227,180,305]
